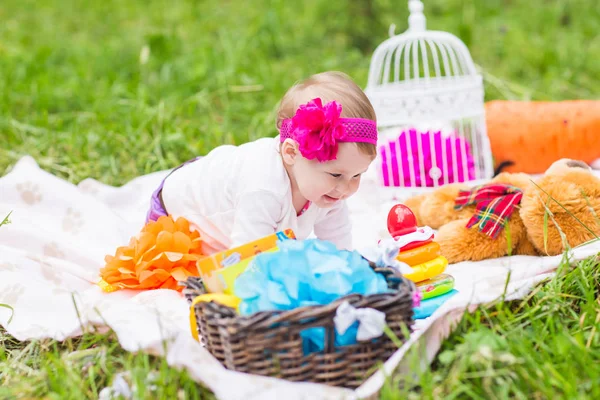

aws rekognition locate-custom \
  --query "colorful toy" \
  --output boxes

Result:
[403,257,448,283]
[385,203,460,320]
[403,158,600,263]
[387,204,448,283]
[416,274,455,300]
[216,247,279,295]
[413,289,458,319]
[396,242,441,266]
[378,129,476,188]
[198,229,296,293]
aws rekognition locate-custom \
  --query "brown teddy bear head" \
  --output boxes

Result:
[520,158,600,256]
[491,171,532,191]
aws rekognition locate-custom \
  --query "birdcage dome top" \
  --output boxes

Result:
[367,0,479,84]
[365,1,484,128]
[364,0,494,193]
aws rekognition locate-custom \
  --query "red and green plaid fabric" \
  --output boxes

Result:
[454,183,523,239]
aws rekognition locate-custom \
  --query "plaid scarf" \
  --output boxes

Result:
[454,183,523,239]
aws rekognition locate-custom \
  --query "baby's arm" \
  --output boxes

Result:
[313,202,353,250]
[230,190,282,247]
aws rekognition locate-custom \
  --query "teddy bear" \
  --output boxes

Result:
[402,159,600,264]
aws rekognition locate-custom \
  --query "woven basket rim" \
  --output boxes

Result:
[203,289,405,319]
[187,265,416,335]
[185,263,417,388]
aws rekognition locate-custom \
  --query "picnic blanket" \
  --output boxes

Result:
[1,155,599,400]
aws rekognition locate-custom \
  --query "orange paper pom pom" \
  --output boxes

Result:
[99,216,204,292]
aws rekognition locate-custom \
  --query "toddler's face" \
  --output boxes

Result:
[293,142,374,208]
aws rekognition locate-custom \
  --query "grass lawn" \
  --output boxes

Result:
[1,0,599,398]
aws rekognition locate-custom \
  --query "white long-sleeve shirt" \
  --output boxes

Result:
[161,137,352,254]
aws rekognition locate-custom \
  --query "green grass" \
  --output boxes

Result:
[1,0,599,398]
[0,330,214,399]
[0,212,11,228]
[382,255,600,399]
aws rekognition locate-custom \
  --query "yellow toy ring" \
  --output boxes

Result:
[403,255,448,283]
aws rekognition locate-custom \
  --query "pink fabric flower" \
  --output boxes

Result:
[290,98,347,162]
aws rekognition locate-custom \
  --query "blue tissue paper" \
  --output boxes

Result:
[234,239,389,351]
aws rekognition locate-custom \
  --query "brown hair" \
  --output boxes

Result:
[277,71,377,157]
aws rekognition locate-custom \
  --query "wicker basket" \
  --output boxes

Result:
[182,263,415,389]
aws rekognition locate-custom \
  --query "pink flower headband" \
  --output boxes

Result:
[279,98,378,162]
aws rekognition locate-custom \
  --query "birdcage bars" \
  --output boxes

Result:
[365,0,494,190]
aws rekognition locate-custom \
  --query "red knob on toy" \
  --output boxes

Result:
[387,204,418,238]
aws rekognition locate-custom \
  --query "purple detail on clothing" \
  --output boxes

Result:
[145,157,201,223]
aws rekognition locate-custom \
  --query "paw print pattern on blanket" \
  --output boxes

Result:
[0,262,18,272]
[43,242,66,259]
[40,262,63,286]
[16,181,43,205]
[26,255,64,286]
[62,207,84,234]
[1,284,25,306]
[77,180,100,195]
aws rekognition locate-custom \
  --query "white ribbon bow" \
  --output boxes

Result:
[360,226,435,276]
[360,239,412,275]
[333,301,386,341]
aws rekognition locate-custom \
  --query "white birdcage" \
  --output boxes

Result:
[365,0,494,195]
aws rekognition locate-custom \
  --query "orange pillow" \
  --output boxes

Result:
[486,100,600,174]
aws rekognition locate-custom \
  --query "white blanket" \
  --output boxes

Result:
[1,155,599,400]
